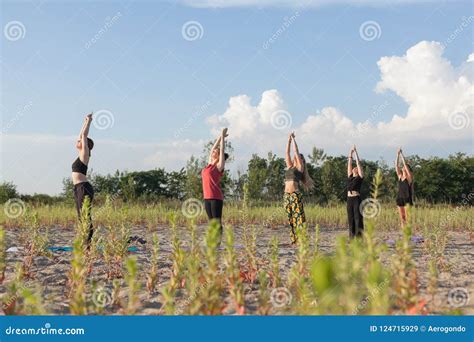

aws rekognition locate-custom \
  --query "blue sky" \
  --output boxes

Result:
[1,0,473,194]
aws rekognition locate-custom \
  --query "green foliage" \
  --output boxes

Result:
[146,233,159,295]
[257,270,271,315]
[412,153,473,203]
[313,224,320,256]
[3,263,46,315]
[391,214,418,310]
[245,152,286,202]
[69,238,87,315]
[169,213,185,290]
[247,154,269,200]
[10,144,473,206]
[242,223,258,282]
[124,256,140,315]
[224,227,245,314]
[0,182,18,204]
[26,212,50,258]
[266,153,286,200]
[308,146,327,166]
[320,156,347,202]
[196,220,224,314]
[20,193,63,205]
[103,223,131,279]
[288,224,313,311]
[185,155,204,199]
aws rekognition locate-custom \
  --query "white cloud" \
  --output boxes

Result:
[2,41,472,195]
[207,40,473,162]
[207,89,284,139]
[375,41,473,132]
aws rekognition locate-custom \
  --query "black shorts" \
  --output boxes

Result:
[396,197,413,207]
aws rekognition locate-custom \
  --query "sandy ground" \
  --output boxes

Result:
[1,224,472,315]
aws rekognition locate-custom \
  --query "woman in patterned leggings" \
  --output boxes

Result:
[284,132,314,244]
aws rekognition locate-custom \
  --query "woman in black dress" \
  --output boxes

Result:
[395,147,414,228]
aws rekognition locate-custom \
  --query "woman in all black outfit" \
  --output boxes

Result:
[395,147,414,228]
[72,113,95,243]
[347,145,364,238]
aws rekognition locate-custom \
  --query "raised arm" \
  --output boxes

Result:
[292,135,303,171]
[216,128,228,172]
[400,151,413,183]
[347,146,353,177]
[78,112,92,137]
[208,136,221,165]
[395,148,402,179]
[77,120,87,141]
[354,146,363,178]
[285,133,293,168]
[79,113,92,160]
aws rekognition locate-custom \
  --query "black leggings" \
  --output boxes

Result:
[347,196,364,238]
[73,182,94,243]
[204,199,223,233]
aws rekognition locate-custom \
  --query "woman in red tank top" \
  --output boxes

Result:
[201,128,229,235]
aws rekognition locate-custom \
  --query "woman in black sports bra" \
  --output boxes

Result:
[395,147,414,228]
[346,145,364,238]
[72,113,95,243]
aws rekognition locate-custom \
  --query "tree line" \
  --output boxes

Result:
[0,145,472,206]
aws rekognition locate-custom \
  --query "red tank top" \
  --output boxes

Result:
[201,164,224,200]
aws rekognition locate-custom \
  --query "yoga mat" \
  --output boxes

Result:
[158,244,246,254]
[47,246,139,252]
[386,235,424,246]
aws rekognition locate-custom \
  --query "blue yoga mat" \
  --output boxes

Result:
[48,246,139,252]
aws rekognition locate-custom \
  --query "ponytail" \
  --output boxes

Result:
[300,157,314,192]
